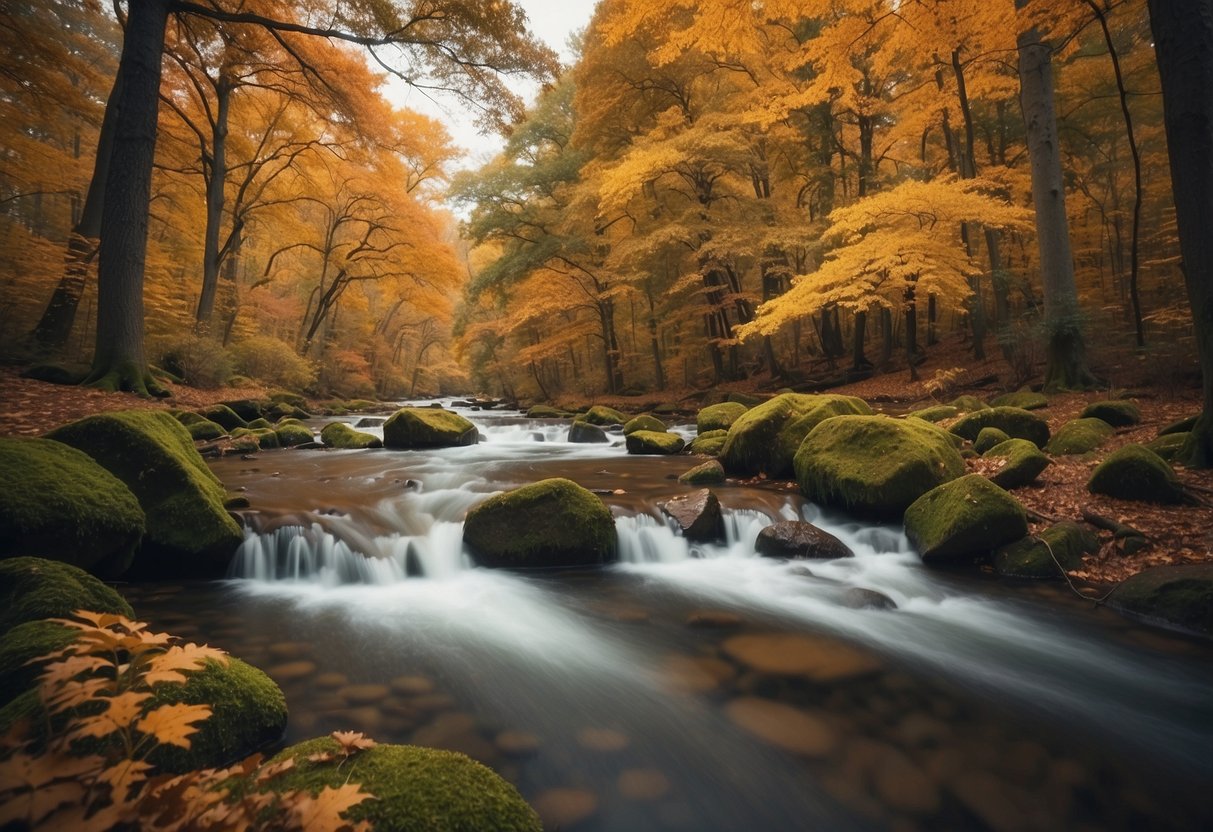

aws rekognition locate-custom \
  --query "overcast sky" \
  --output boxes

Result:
[383,0,599,171]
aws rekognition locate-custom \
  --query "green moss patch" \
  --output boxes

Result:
[463,478,616,569]
[1104,564,1213,640]
[274,423,315,447]
[1145,432,1189,462]
[950,406,1050,448]
[793,415,965,519]
[623,414,666,435]
[948,395,991,413]
[269,390,308,409]
[46,410,242,577]
[1159,414,1199,436]
[175,411,208,426]
[688,434,727,456]
[909,405,958,423]
[320,422,382,449]
[218,399,265,422]
[198,404,248,431]
[264,738,541,832]
[721,393,872,477]
[383,408,478,448]
[727,392,765,407]
[678,460,726,485]
[1045,418,1114,456]
[1080,400,1141,427]
[982,439,1051,489]
[994,522,1098,579]
[0,620,77,706]
[697,402,748,433]
[973,427,1010,455]
[990,390,1048,410]
[580,405,628,426]
[0,557,132,635]
[187,420,228,441]
[625,430,686,455]
[905,474,1028,564]
[1088,444,1185,504]
[0,438,144,576]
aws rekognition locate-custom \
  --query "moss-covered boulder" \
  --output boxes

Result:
[678,460,726,485]
[46,410,243,577]
[793,415,965,519]
[247,417,274,430]
[0,619,75,706]
[249,428,280,449]
[1104,564,1213,640]
[950,406,1050,448]
[1080,400,1141,427]
[263,738,541,831]
[905,475,1028,564]
[1088,444,1185,504]
[580,405,628,426]
[219,399,265,423]
[697,402,748,433]
[1145,432,1189,462]
[567,421,608,443]
[198,404,248,431]
[274,423,314,447]
[269,390,308,409]
[0,438,145,576]
[187,420,228,441]
[623,414,666,435]
[994,522,1099,579]
[1159,414,1199,436]
[267,401,311,421]
[720,393,872,477]
[175,410,208,426]
[463,478,616,569]
[1045,418,1114,456]
[990,390,1048,411]
[383,408,478,448]
[320,421,382,449]
[727,392,765,407]
[948,395,991,413]
[909,405,958,423]
[689,430,727,456]
[973,427,1011,455]
[982,439,1051,489]
[0,557,133,634]
[526,405,568,418]
[625,430,685,455]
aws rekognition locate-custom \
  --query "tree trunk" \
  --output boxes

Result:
[84,0,170,395]
[879,307,894,370]
[195,73,233,331]
[1148,0,1213,467]
[852,311,870,372]
[1017,14,1098,390]
[905,289,920,382]
[646,288,665,391]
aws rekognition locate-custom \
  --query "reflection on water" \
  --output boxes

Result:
[135,400,1213,830]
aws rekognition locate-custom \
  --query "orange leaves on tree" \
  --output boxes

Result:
[142,643,228,686]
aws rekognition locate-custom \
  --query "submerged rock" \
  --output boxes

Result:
[720,633,881,681]
[1045,418,1114,455]
[697,402,748,433]
[383,407,478,448]
[950,406,1050,448]
[904,474,1028,564]
[725,697,837,757]
[1105,564,1213,639]
[982,438,1052,489]
[994,522,1098,579]
[660,489,724,542]
[755,520,852,560]
[625,430,685,455]
[1088,444,1185,504]
[532,788,597,831]
[320,421,382,449]
[463,478,616,568]
[0,438,145,576]
[46,410,242,577]
[793,415,965,519]
[567,421,609,443]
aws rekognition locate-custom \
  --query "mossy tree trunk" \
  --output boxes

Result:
[83,0,169,396]
[1148,0,1213,467]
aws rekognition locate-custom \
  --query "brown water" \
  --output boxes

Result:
[123,404,1213,831]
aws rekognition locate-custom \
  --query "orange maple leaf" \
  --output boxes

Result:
[330,731,377,755]
[136,703,212,749]
[143,644,228,686]
[289,783,373,831]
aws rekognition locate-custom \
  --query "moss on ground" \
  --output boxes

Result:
[0,438,145,576]
[697,402,748,433]
[383,408,478,448]
[982,439,1052,489]
[1087,444,1185,504]
[950,406,1051,448]
[1045,418,1114,455]
[320,422,382,449]
[625,430,686,455]
[904,474,1028,563]
[0,557,132,635]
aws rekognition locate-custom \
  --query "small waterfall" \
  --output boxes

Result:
[615,504,800,564]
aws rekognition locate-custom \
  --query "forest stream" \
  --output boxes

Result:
[121,401,1213,831]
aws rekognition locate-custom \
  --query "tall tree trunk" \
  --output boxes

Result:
[1017,13,1098,389]
[879,307,894,370]
[84,0,169,395]
[196,73,233,331]
[852,311,870,372]
[905,287,920,382]
[1148,0,1213,467]
[29,67,125,353]
[646,288,665,391]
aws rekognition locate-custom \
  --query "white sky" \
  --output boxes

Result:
[383,0,599,171]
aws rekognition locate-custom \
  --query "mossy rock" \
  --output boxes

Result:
[982,439,1052,489]
[905,474,1028,564]
[383,408,478,448]
[994,522,1098,580]
[268,390,308,409]
[567,422,608,443]
[251,428,281,449]
[727,392,765,407]
[187,420,228,441]
[720,393,872,477]
[247,417,273,430]
[463,478,615,569]
[697,402,748,433]
[1080,400,1141,427]
[267,402,311,420]
[0,439,145,577]
[990,390,1048,411]
[198,404,248,431]
[950,406,1050,448]
[0,620,76,706]
[625,430,685,455]
[1088,444,1185,504]
[46,410,243,577]
[909,405,958,423]
[688,434,727,456]
[580,405,628,426]
[678,460,726,485]
[1159,415,1199,436]
[219,399,266,422]
[973,427,1010,455]
[271,423,312,447]
[1045,418,1113,456]
[793,415,965,519]
[526,405,568,418]
[1104,564,1213,640]
[948,395,991,413]
[20,363,86,385]
[623,414,666,435]
[1145,432,1189,462]
[175,411,208,426]
[275,417,306,427]
[263,738,541,832]
[0,557,133,635]
[320,422,382,449]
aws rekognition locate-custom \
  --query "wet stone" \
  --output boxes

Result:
[339,684,390,705]
[725,697,837,757]
[720,633,882,682]
[618,768,671,802]
[896,713,952,748]
[411,693,456,712]
[267,641,312,661]
[839,587,897,610]
[661,654,735,694]
[495,730,541,758]
[411,712,497,763]
[873,746,940,815]
[266,660,316,682]
[949,770,1031,832]
[313,672,348,690]
[389,674,435,696]
[532,788,598,830]
[576,727,630,752]
[685,609,743,629]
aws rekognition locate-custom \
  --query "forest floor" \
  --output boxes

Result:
[1,335,1210,590]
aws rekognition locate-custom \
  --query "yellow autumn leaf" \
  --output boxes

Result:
[136,703,212,749]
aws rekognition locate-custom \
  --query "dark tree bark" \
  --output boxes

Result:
[1148,0,1213,467]
[195,72,233,330]
[84,0,169,395]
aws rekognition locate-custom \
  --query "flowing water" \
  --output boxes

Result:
[123,402,1213,831]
